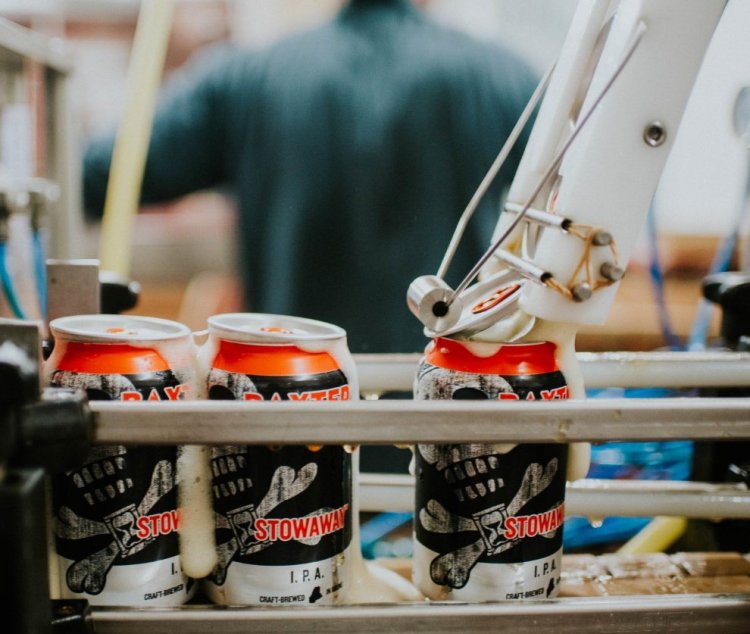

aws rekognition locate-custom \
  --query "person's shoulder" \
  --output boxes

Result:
[172,42,252,90]
[260,19,341,65]
[216,29,340,78]
[181,42,282,101]
[412,22,535,86]
[428,22,529,68]
[186,42,244,71]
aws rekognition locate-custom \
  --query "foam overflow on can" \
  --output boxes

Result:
[198,313,357,606]
[413,336,569,602]
[45,315,195,607]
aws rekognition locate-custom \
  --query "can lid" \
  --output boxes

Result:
[49,315,191,343]
[208,313,346,344]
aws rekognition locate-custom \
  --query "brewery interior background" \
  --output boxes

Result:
[3,0,750,624]
[3,0,750,350]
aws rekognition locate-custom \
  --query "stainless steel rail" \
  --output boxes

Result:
[354,351,750,393]
[0,18,81,258]
[575,350,750,389]
[71,353,750,631]
[91,397,750,445]
[358,474,750,518]
[90,594,750,633]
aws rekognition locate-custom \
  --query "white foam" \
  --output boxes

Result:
[466,309,536,346]
[43,315,212,595]
[346,449,424,604]
[461,313,591,480]
[198,313,360,399]
[192,313,381,603]
[176,445,217,579]
[419,315,591,495]
[521,318,591,481]
[50,314,191,342]
[206,313,346,343]
[46,315,197,395]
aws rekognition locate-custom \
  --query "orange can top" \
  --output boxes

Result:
[55,342,170,374]
[212,340,341,377]
[425,337,559,376]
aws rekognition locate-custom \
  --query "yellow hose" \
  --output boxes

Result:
[616,516,688,555]
[99,0,176,278]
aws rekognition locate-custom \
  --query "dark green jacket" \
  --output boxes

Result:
[84,0,537,352]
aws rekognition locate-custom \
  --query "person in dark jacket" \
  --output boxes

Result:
[84,0,537,354]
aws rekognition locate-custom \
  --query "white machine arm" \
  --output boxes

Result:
[502,0,726,325]
[408,0,729,335]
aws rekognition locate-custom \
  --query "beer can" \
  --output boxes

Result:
[413,336,568,601]
[46,315,195,606]
[199,313,356,606]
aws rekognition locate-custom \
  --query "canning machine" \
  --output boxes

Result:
[3,1,750,632]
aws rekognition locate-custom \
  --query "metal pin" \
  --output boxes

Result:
[592,230,613,246]
[493,249,551,285]
[600,262,624,281]
[504,202,571,231]
[572,283,593,302]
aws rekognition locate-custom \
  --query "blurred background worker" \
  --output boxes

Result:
[82,0,537,354]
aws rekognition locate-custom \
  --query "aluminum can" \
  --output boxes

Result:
[46,315,195,606]
[200,313,355,606]
[413,337,568,601]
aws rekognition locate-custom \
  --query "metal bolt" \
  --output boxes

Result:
[592,230,613,246]
[600,262,625,281]
[643,121,667,147]
[571,283,593,302]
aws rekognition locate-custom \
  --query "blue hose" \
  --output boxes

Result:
[646,204,683,350]
[0,242,26,319]
[33,231,47,318]
[360,512,413,559]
